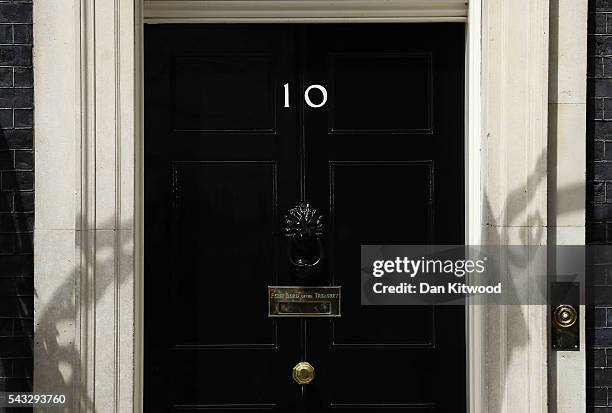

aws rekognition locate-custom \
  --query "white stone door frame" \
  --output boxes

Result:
[32,0,587,412]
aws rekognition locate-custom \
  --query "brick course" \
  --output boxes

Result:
[0,0,33,394]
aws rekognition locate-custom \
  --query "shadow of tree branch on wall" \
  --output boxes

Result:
[33,216,133,413]
[480,152,543,412]
[482,148,586,412]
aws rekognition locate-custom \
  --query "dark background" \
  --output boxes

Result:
[0,0,33,395]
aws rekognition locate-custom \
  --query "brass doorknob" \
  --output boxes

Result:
[553,304,578,328]
[292,361,315,385]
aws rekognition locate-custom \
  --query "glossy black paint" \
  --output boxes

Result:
[145,24,465,412]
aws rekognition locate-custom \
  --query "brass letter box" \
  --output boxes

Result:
[268,286,341,317]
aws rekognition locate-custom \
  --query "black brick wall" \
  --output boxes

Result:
[0,0,33,394]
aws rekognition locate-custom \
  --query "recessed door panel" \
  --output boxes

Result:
[173,55,275,132]
[329,53,433,133]
[171,161,277,347]
[329,162,435,347]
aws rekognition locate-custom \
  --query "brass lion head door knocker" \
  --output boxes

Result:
[283,204,324,269]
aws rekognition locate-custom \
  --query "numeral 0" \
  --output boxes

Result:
[284,83,328,108]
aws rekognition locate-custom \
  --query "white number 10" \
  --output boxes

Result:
[283,83,328,108]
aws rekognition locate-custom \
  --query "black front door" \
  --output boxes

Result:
[145,24,465,412]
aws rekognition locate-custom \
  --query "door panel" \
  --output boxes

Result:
[173,54,276,132]
[171,161,278,347]
[328,162,435,347]
[145,24,465,412]
[329,53,433,133]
